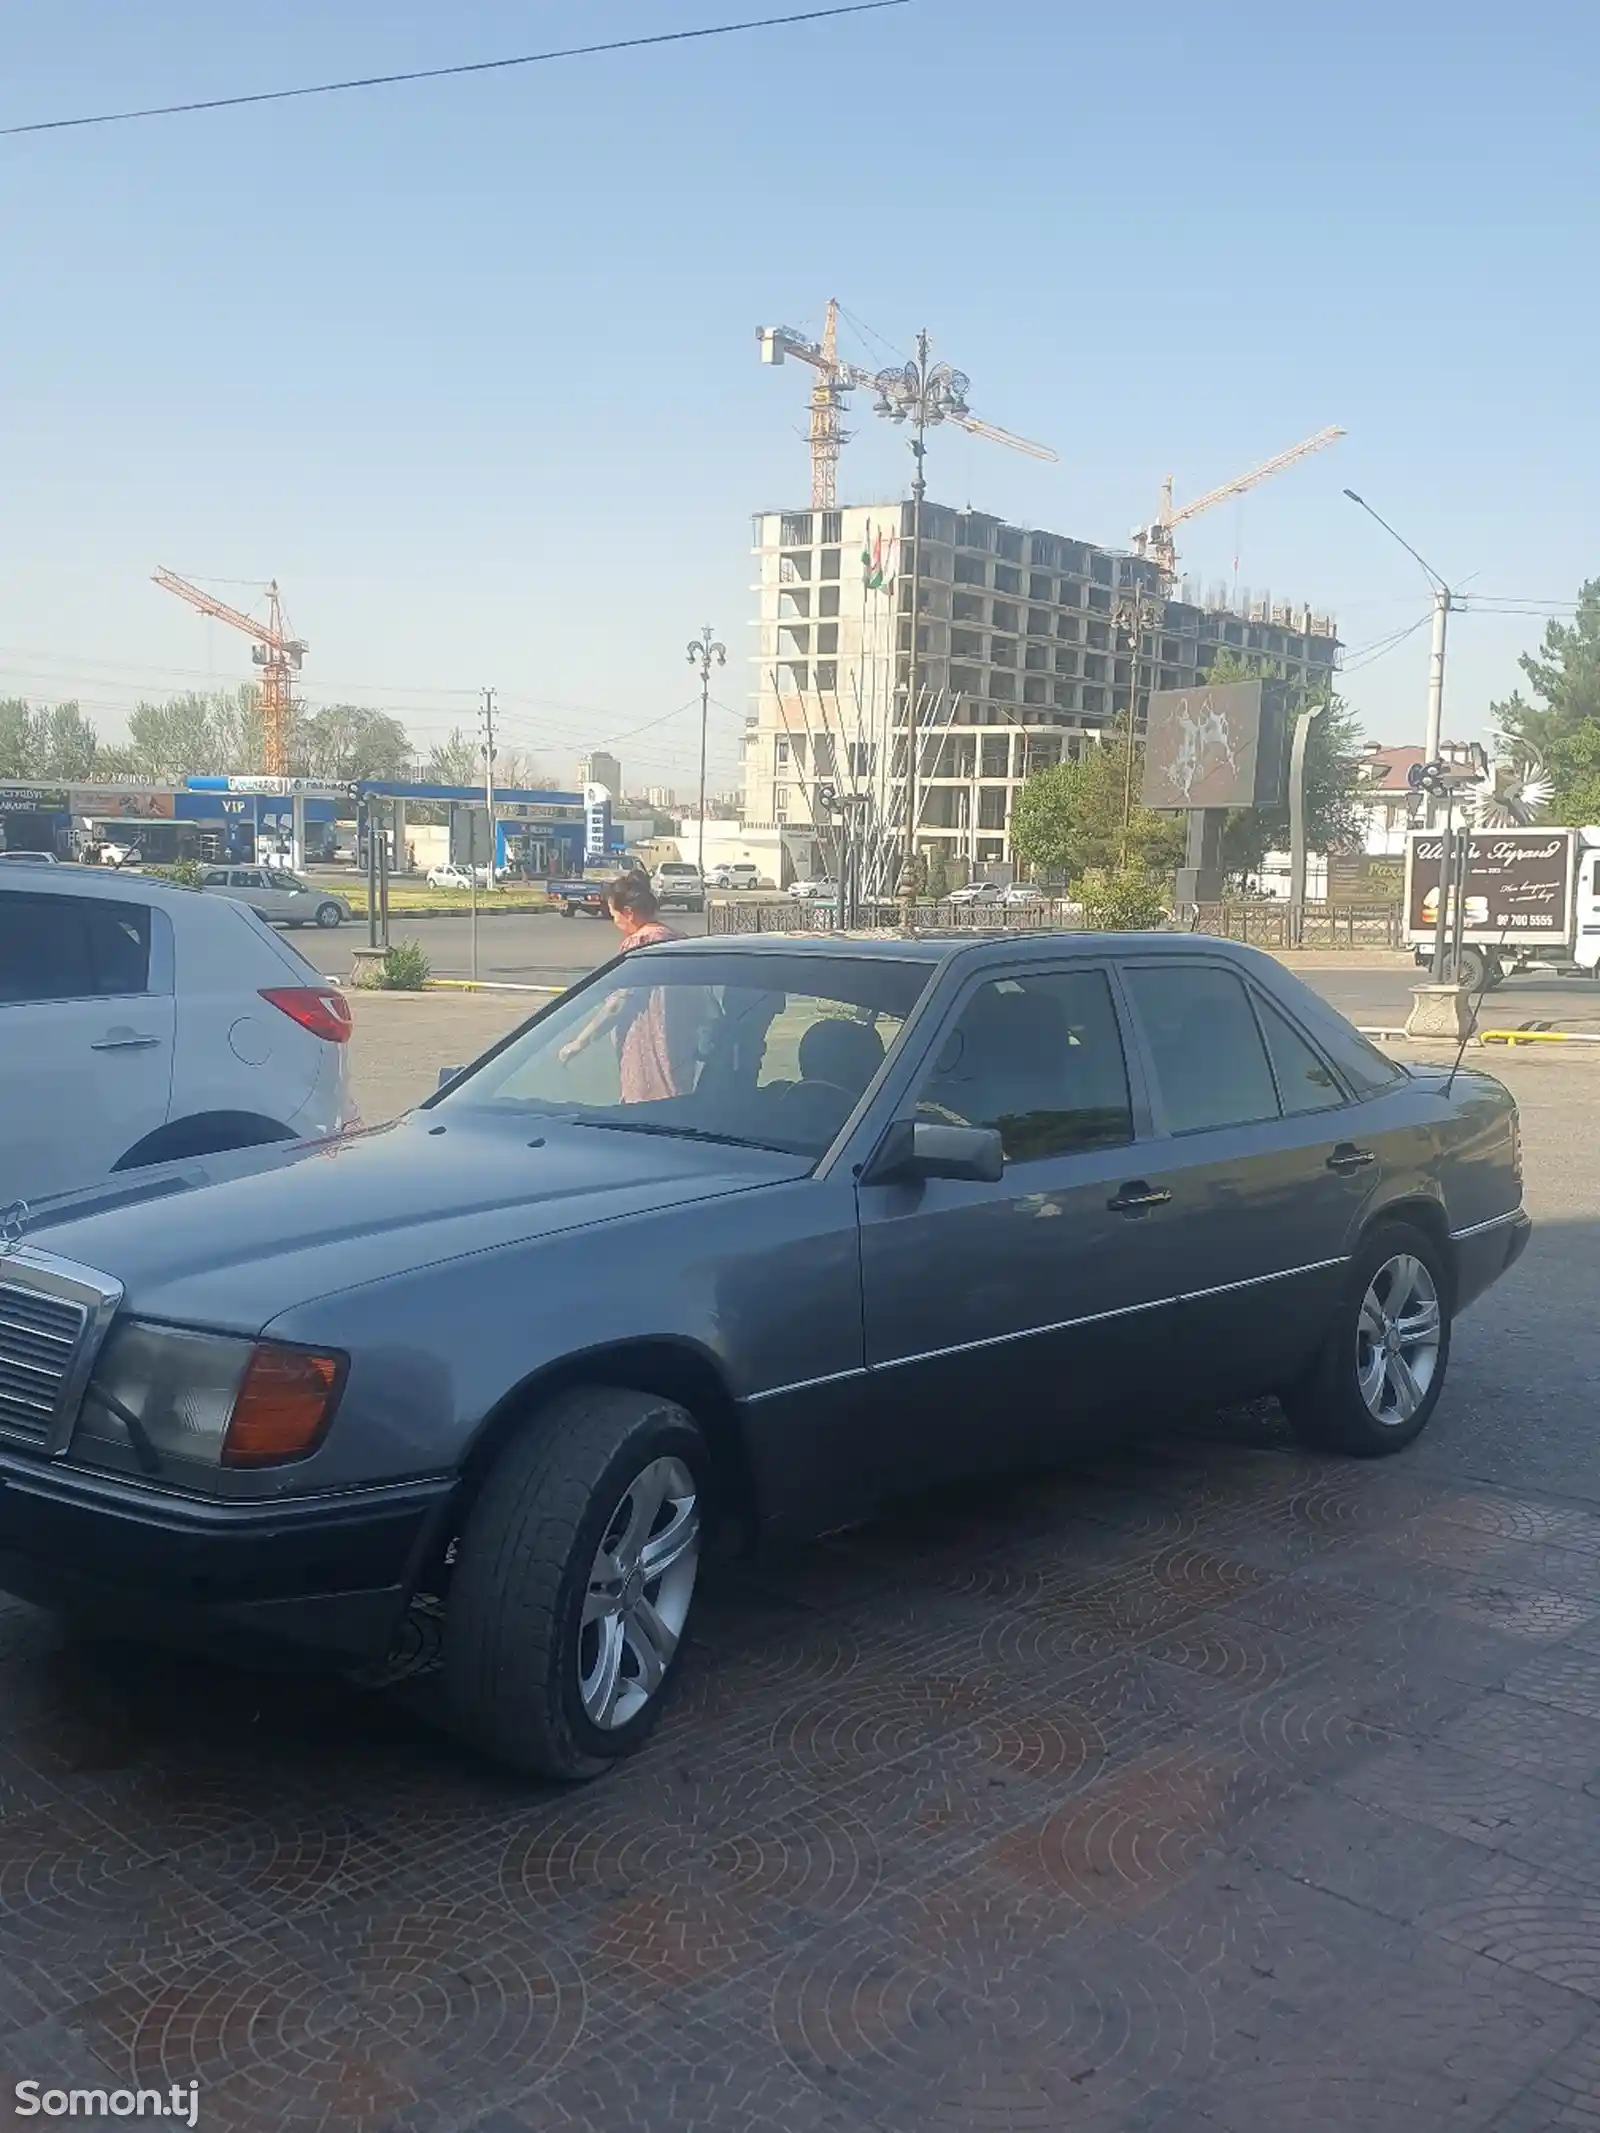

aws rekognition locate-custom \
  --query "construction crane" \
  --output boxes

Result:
[1131,426,1345,586]
[152,567,306,775]
[759,298,1056,507]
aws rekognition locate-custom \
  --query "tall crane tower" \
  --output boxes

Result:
[759,299,1056,505]
[1131,426,1345,586]
[152,568,307,776]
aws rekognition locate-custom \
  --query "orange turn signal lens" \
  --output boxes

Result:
[221,1344,345,1466]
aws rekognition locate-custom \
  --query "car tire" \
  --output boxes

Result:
[444,1387,707,1780]
[1280,1220,1452,1457]
[315,902,343,928]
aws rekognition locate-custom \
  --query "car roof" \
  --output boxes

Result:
[632,927,1296,974]
[0,863,200,910]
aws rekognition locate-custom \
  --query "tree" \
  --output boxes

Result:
[128,693,232,779]
[1078,864,1169,930]
[0,700,37,778]
[1541,718,1600,828]
[1197,651,1367,875]
[423,729,483,788]
[295,704,412,782]
[1492,579,1600,759]
[1010,719,1184,881]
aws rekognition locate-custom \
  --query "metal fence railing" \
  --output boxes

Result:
[706,898,1087,937]
[707,896,1405,948]
[1187,901,1404,949]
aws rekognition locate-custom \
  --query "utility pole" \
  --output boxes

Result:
[1344,489,1453,794]
[1426,585,1451,766]
[872,331,971,889]
[685,627,726,882]
[480,687,497,891]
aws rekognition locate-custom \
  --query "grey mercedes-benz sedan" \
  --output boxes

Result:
[1,932,1529,1779]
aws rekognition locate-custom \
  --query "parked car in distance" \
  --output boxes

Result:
[943,882,1005,907]
[0,849,59,864]
[550,879,611,918]
[1001,884,1046,907]
[197,865,351,930]
[651,861,704,912]
[788,877,836,902]
[0,865,354,1205]
[708,862,763,891]
[7,932,1528,1782]
[425,862,478,892]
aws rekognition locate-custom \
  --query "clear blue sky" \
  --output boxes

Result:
[2,0,1594,792]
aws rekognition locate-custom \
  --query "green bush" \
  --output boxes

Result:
[1079,866,1169,932]
[355,938,432,991]
[145,859,206,888]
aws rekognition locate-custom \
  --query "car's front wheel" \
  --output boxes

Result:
[316,901,343,928]
[444,1387,706,1779]
[1281,1221,1451,1455]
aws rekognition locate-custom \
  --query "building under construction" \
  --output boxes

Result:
[743,498,1339,883]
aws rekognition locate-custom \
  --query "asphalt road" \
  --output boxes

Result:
[300,910,1600,1031]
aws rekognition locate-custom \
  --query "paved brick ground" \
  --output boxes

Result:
[2,1052,1598,2131]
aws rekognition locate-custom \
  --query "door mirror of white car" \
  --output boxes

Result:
[864,1118,1005,1186]
[436,1065,463,1091]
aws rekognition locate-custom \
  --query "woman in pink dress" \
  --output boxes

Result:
[557,873,695,1102]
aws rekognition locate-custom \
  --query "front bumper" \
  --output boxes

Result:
[0,1451,454,1664]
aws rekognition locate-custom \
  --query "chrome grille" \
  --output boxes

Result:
[0,1253,124,1455]
[0,1284,85,1445]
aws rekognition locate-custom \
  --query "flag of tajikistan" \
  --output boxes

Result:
[861,522,895,592]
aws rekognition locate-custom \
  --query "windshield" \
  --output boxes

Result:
[438,950,932,1158]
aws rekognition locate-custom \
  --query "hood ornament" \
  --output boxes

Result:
[0,1202,30,1257]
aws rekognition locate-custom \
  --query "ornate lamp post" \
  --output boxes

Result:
[686,626,726,882]
[871,333,970,884]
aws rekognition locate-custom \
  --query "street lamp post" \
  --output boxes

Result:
[872,332,970,887]
[686,626,726,883]
[1344,490,1452,765]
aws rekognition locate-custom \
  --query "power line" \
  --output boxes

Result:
[0,3,909,138]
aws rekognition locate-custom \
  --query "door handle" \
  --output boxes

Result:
[1326,1145,1376,1173]
[1107,1181,1172,1213]
[90,1032,161,1052]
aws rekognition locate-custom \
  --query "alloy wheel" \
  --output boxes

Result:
[578,1455,699,1729]
[1355,1253,1442,1426]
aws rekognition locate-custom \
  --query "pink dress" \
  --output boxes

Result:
[613,923,694,1103]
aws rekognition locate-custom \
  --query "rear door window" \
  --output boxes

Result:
[1123,963,1279,1133]
[0,896,150,1002]
[1254,995,1346,1115]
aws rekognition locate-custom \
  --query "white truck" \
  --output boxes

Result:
[1404,824,1600,989]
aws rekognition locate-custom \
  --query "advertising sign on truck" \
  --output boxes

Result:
[1405,829,1575,942]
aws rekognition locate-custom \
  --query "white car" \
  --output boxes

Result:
[426,863,477,891]
[788,878,837,902]
[1001,884,1046,907]
[0,850,59,865]
[198,865,351,929]
[0,867,355,1206]
[943,882,1005,907]
[707,862,762,891]
[651,862,705,912]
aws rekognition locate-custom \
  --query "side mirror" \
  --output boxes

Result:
[436,1065,463,1091]
[863,1118,1004,1186]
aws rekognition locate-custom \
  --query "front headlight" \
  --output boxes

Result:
[76,1323,344,1471]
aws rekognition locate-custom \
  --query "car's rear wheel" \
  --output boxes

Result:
[1280,1221,1451,1455]
[316,901,343,928]
[444,1387,706,1779]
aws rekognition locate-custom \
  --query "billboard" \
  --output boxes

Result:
[1405,828,1574,942]
[1140,680,1289,812]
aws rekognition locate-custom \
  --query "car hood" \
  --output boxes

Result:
[26,1113,809,1334]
